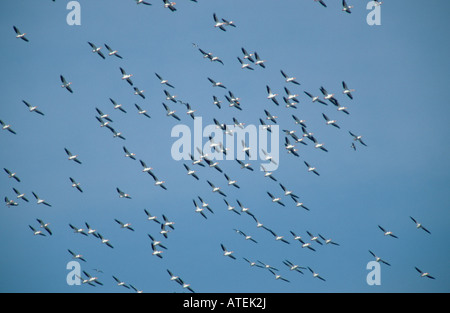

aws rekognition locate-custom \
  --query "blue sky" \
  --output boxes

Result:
[0,0,449,293]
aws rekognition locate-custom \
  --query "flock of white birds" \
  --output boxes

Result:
[3,0,438,293]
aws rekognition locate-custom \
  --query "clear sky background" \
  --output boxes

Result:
[0,0,449,293]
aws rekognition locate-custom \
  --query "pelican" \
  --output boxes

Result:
[259,119,272,133]
[291,198,309,210]
[185,103,196,119]
[342,81,355,98]
[0,120,17,135]
[262,226,290,244]
[310,136,328,152]
[155,73,175,88]
[320,86,339,106]
[69,224,88,236]
[284,87,299,103]
[342,0,353,13]
[254,52,266,68]
[247,212,264,228]
[113,276,130,289]
[106,125,126,140]
[268,269,290,282]
[176,278,195,293]
[104,43,123,58]
[322,113,340,129]
[167,269,179,281]
[85,222,99,238]
[224,199,241,215]
[193,199,208,219]
[123,146,136,160]
[257,260,279,272]
[337,105,350,115]
[237,159,254,171]
[133,87,145,99]
[225,95,242,110]
[135,104,151,118]
[318,234,339,246]
[304,91,327,105]
[349,131,367,146]
[234,229,258,243]
[159,224,170,239]
[236,199,251,214]
[261,148,278,165]
[207,180,226,197]
[69,177,83,193]
[60,75,73,93]
[87,42,105,59]
[97,232,114,249]
[237,57,254,70]
[264,110,278,123]
[224,173,240,189]
[184,164,199,180]
[189,153,205,167]
[95,107,113,123]
[82,271,103,286]
[162,214,175,230]
[163,0,177,11]
[162,102,180,121]
[65,148,82,164]
[116,187,132,199]
[68,249,86,262]
[109,98,127,113]
[204,157,223,173]
[213,96,222,109]
[261,165,277,182]
[5,197,18,207]
[263,226,290,243]
[4,168,20,182]
[243,258,264,268]
[115,219,135,231]
[12,188,28,202]
[298,238,316,251]
[29,225,46,236]
[282,96,298,109]
[197,196,214,214]
[207,77,226,89]
[378,225,398,238]
[304,161,320,176]
[144,209,161,224]
[279,183,299,198]
[213,13,227,31]
[308,267,326,281]
[284,137,299,157]
[95,116,110,128]
[306,231,323,245]
[221,244,236,260]
[23,100,44,116]
[281,70,300,85]
[32,192,52,207]
[164,90,177,103]
[283,260,306,274]
[198,48,223,65]
[266,86,279,105]
[241,47,254,62]
[410,216,431,234]
[120,67,133,86]
[415,267,435,279]
[369,250,391,266]
[13,26,29,42]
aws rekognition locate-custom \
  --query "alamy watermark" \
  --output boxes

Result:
[171,117,280,171]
